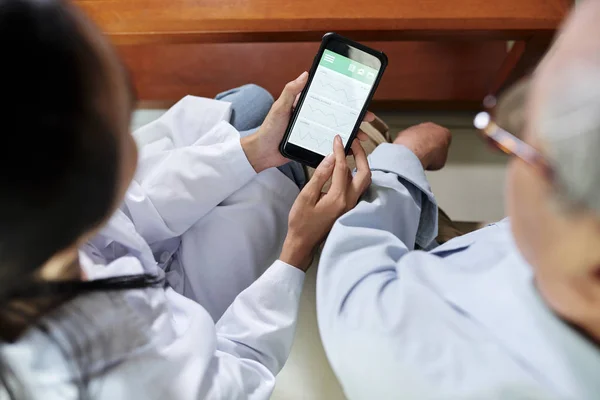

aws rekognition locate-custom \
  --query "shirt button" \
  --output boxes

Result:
[160,252,170,263]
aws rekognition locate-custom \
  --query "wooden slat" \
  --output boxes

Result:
[77,0,572,44]
[487,41,527,96]
[120,41,508,109]
[497,34,554,95]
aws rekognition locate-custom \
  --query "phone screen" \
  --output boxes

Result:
[287,49,381,156]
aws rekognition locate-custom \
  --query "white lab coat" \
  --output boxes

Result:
[125,95,301,321]
[1,96,304,399]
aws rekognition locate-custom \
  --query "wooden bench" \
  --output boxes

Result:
[76,0,573,109]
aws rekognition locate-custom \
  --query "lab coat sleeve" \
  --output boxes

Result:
[200,260,305,399]
[122,98,258,244]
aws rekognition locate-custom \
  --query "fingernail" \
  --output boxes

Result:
[297,71,308,81]
[335,135,343,145]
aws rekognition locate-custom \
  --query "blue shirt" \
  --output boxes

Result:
[317,144,600,400]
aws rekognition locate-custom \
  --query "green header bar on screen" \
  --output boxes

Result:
[319,49,378,84]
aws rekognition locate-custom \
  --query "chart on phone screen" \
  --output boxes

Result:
[289,64,372,156]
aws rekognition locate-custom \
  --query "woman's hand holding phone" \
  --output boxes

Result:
[280,135,372,271]
[241,72,309,173]
[241,72,374,173]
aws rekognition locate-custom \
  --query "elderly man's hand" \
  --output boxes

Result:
[393,122,452,171]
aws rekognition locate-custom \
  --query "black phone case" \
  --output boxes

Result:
[279,32,388,168]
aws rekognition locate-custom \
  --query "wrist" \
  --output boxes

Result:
[280,236,313,272]
[240,134,270,173]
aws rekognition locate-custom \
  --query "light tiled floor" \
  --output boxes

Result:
[380,111,509,223]
[271,253,346,400]
[133,109,508,399]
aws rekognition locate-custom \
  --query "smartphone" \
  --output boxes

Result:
[279,33,387,168]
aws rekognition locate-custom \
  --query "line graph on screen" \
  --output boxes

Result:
[295,124,348,155]
[305,104,355,129]
[288,63,373,156]
[311,74,370,109]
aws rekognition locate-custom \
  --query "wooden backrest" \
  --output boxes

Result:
[76,0,571,44]
[77,0,573,107]
[120,41,509,108]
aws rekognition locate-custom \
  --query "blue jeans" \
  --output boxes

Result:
[215,84,306,188]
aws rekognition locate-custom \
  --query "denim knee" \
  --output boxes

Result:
[221,84,275,131]
[237,84,274,108]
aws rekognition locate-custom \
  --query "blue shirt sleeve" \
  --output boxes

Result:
[316,144,567,399]
[317,144,439,331]
[366,143,439,248]
[316,144,474,397]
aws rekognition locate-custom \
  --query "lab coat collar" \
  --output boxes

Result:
[88,209,160,276]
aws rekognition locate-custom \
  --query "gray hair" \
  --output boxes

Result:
[538,64,600,215]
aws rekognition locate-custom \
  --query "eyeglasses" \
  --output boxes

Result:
[473,79,554,180]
